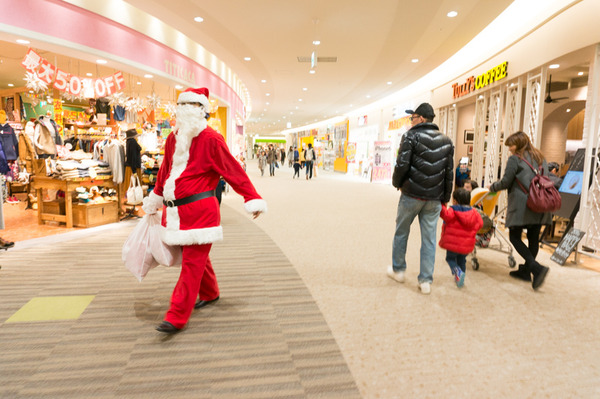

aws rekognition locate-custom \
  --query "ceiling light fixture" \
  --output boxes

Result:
[549,64,560,69]
[261,79,267,83]
[194,16,204,22]
[175,85,183,90]
[566,108,571,112]
[303,88,308,91]
[144,74,153,78]
[8,83,14,87]
[411,58,419,63]
[309,69,316,74]
[244,57,251,61]
[96,59,107,64]
[578,72,584,76]
[447,11,458,18]
[86,73,93,77]
[387,81,392,85]
[16,39,30,44]
[137,81,142,85]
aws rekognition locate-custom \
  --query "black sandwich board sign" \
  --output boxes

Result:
[551,228,585,266]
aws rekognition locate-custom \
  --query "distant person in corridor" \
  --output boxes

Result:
[388,103,454,295]
[304,143,316,180]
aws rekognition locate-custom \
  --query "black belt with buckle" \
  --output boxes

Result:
[163,190,216,208]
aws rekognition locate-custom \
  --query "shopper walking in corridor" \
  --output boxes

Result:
[487,131,551,290]
[304,143,316,180]
[142,87,267,333]
[267,144,277,176]
[389,103,454,294]
[439,188,483,288]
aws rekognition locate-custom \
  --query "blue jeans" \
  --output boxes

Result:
[445,251,467,274]
[305,160,313,178]
[269,163,275,176]
[392,194,441,283]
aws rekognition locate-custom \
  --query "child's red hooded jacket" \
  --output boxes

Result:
[439,204,483,255]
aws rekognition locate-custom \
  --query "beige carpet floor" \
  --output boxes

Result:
[1,157,599,398]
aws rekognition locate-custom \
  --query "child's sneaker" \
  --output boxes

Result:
[454,267,465,288]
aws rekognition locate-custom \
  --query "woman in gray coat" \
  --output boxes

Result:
[488,131,551,290]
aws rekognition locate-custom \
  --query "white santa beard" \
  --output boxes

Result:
[163,105,208,231]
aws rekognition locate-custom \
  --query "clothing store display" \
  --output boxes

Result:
[0,123,18,160]
[33,116,58,157]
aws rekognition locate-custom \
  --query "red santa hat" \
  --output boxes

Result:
[177,87,210,108]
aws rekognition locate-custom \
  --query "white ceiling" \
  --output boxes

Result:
[5,0,589,136]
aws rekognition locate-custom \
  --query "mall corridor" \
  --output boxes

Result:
[1,160,600,398]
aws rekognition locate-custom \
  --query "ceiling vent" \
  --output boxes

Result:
[297,56,337,63]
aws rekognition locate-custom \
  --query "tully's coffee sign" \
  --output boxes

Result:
[452,61,508,99]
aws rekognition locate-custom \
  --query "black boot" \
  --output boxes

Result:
[531,262,549,290]
[509,264,531,282]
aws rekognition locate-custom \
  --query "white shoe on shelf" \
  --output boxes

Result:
[419,282,431,295]
[387,265,405,283]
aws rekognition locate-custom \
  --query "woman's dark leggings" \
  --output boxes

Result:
[509,224,542,266]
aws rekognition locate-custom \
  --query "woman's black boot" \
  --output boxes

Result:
[509,264,531,282]
[530,262,549,290]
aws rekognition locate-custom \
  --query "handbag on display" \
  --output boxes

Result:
[126,174,144,204]
[516,156,562,213]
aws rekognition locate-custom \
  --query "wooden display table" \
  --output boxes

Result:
[31,176,120,228]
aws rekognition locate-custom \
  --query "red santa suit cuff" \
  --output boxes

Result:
[244,199,268,214]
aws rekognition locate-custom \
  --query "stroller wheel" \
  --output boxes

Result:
[508,256,516,268]
[471,257,480,271]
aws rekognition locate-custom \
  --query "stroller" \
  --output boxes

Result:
[470,188,516,270]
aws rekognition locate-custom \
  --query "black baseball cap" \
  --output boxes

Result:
[405,103,435,120]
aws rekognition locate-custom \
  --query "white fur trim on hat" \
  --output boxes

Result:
[177,91,209,108]
[160,225,223,246]
[244,199,268,214]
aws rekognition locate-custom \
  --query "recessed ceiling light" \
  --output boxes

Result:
[309,70,316,74]
[578,72,584,76]
[16,39,30,44]
[366,95,371,98]
[387,81,392,85]
[194,16,204,22]
[137,81,142,85]
[96,59,107,64]
[266,102,270,105]
[266,93,270,96]
[411,58,419,63]
[298,99,303,102]
[303,88,308,91]
[261,79,267,83]
[312,40,321,45]
[295,106,299,110]
[86,73,93,77]
[447,11,458,18]
[244,57,251,61]
[144,74,153,78]
[549,64,560,69]
[566,108,571,113]
[7,83,14,87]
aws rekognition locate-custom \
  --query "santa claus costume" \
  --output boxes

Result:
[142,87,267,333]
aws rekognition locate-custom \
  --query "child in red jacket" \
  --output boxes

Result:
[439,188,483,287]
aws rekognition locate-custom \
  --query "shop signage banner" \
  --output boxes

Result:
[22,48,125,98]
[452,61,508,99]
[346,142,357,163]
[372,141,393,184]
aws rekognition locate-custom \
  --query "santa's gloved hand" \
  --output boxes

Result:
[142,196,159,215]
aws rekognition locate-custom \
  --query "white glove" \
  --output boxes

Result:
[142,193,163,215]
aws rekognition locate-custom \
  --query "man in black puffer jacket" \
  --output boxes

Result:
[388,103,454,295]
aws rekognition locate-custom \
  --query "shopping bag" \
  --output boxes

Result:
[122,214,158,281]
[147,213,182,266]
[126,174,144,204]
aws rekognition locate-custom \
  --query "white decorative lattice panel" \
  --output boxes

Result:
[472,95,488,186]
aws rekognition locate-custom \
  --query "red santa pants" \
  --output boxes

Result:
[164,243,220,329]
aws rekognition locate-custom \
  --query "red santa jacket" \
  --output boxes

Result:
[145,125,266,246]
[439,204,483,255]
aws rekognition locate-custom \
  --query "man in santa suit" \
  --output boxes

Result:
[142,87,267,333]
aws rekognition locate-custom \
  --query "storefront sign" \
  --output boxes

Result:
[452,61,508,99]
[372,141,393,183]
[164,59,196,84]
[388,116,411,131]
[22,48,125,98]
